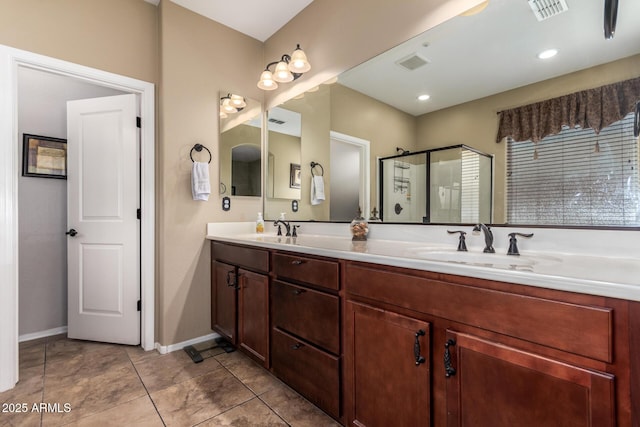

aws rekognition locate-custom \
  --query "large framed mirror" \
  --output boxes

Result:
[219,92,262,197]
[264,1,640,227]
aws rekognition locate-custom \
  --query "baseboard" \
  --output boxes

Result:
[19,326,68,343]
[154,332,221,355]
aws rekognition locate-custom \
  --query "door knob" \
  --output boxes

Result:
[66,228,78,237]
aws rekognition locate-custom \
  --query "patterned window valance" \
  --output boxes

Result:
[496,76,640,143]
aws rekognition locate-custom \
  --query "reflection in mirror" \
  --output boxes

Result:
[264,0,640,226]
[380,146,492,223]
[219,92,261,197]
[266,107,301,201]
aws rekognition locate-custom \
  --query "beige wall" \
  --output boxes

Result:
[158,1,264,344]
[266,131,301,200]
[0,0,158,84]
[416,54,640,223]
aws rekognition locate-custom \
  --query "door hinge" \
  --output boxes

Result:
[137,300,142,311]
[137,208,141,220]
[136,117,141,128]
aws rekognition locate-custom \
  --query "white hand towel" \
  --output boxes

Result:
[192,161,210,201]
[311,175,325,205]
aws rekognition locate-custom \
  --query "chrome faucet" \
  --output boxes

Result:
[274,220,291,237]
[473,224,495,253]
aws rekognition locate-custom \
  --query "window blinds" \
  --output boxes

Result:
[507,112,639,225]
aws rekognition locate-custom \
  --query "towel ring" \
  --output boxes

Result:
[190,144,212,164]
[310,161,324,177]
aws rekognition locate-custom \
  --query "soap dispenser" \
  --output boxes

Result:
[256,212,264,234]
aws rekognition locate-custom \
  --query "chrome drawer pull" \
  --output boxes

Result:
[290,259,306,265]
[291,343,303,350]
[293,289,307,296]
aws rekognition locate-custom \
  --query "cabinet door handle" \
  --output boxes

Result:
[444,339,457,377]
[293,288,306,296]
[291,343,303,350]
[414,329,426,365]
[226,270,239,289]
[290,259,306,265]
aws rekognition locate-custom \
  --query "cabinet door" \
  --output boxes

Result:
[211,261,237,344]
[445,331,615,427]
[238,268,269,366]
[344,301,431,427]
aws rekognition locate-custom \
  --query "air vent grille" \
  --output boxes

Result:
[395,53,429,71]
[528,0,569,21]
[268,118,285,125]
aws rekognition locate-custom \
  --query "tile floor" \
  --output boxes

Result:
[0,335,341,427]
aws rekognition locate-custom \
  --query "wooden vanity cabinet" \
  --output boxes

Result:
[270,251,342,420]
[211,242,269,367]
[343,260,628,427]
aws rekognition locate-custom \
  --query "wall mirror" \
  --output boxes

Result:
[264,0,640,226]
[219,92,262,197]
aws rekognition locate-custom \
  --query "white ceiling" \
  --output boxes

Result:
[338,0,640,116]
[166,0,314,41]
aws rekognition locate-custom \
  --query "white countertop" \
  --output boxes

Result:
[206,222,640,302]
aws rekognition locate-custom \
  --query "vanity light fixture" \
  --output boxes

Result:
[220,93,245,116]
[537,49,558,59]
[257,44,311,91]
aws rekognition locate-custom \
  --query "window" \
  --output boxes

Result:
[507,112,639,226]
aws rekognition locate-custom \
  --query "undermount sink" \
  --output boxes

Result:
[409,249,560,269]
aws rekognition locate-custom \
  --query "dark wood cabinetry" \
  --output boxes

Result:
[444,330,614,427]
[211,242,269,367]
[343,261,632,427]
[210,239,639,427]
[211,261,237,344]
[238,269,269,365]
[344,301,431,427]
[270,252,342,421]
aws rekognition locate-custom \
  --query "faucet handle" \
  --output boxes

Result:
[507,232,534,256]
[276,223,282,236]
[292,225,300,238]
[447,230,468,252]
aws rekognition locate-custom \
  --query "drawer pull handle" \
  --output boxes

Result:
[290,259,306,265]
[293,289,306,296]
[414,329,426,365]
[444,339,457,377]
[291,343,303,350]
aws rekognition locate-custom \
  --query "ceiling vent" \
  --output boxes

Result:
[268,118,285,125]
[395,53,429,71]
[528,0,569,21]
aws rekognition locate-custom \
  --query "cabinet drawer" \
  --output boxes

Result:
[271,328,340,419]
[345,262,613,363]
[272,280,340,354]
[272,252,339,291]
[212,241,268,273]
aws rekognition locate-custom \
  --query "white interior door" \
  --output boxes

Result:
[66,94,140,345]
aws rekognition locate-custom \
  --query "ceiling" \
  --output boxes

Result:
[158,0,314,41]
[338,0,640,116]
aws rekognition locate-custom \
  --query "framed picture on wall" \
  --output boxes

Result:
[290,163,301,188]
[22,134,67,179]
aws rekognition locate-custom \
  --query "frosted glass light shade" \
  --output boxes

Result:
[229,94,246,108]
[273,61,294,82]
[221,97,237,114]
[288,47,311,73]
[257,70,278,90]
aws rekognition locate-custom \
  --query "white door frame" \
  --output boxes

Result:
[0,44,155,392]
[329,131,371,216]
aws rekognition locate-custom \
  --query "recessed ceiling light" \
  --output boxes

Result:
[537,49,558,59]
[418,94,431,101]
